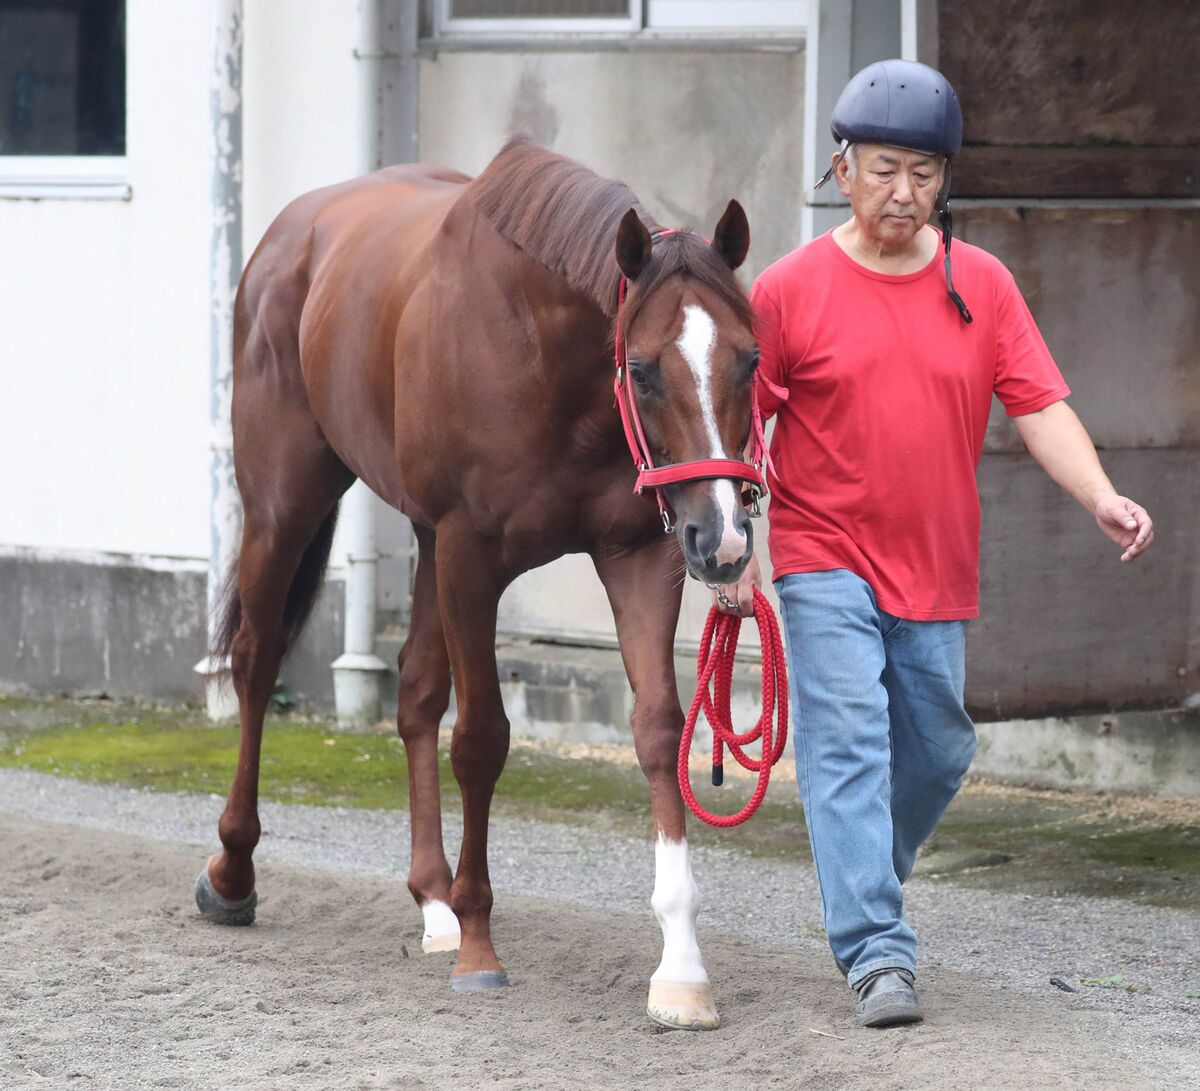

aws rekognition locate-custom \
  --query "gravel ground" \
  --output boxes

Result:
[1,767,1197,1088]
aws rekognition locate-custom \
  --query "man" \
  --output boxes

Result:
[717,59,1154,1028]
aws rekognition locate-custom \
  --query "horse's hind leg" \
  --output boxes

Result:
[396,524,459,953]
[197,441,352,924]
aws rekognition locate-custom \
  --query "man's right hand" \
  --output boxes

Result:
[712,553,762,617]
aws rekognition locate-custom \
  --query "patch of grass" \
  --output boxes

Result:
[1079,825,1200,872]
[0,717,408,808]
[0,712,809,856]
[2,698,1197,912]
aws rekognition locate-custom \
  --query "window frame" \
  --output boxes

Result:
[435,0,644,36]
[432,0,808,41]
[0,0,128,197]
[0,155,129,199]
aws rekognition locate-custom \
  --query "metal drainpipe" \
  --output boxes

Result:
[194,0,244,721]
[331,0,390,729]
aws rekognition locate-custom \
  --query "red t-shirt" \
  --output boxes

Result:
[751,229,1070,621]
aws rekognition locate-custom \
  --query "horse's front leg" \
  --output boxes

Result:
[595,541,719,1031]
[435,522,511,990]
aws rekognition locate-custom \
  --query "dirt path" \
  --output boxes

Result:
[2,804,1196,1089]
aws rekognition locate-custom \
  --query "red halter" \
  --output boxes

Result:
[612,229,779,532]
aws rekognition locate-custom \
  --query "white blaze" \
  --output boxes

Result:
[675,305,745,565]
[650,836,709,984]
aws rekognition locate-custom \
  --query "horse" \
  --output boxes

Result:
[194,135,763,1031]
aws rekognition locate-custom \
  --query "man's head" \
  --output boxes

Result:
[834,143,946,248]
[817,58,973,322]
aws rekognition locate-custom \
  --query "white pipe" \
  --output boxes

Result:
[195,0,244,722]
[900,0,918,62]
[332,0,389,729]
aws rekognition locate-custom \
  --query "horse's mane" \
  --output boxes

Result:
[464,135,750,329]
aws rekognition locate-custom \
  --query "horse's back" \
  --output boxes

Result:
[235,163,471,506]
[240,163,469,320]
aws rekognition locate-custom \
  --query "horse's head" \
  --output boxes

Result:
[615,201,758,586]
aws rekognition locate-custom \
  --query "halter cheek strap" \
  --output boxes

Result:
[613,229,771,533]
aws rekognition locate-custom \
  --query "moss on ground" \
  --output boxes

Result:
[1,696,1197,910]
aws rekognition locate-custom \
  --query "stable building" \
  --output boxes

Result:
[1,1,1196,795]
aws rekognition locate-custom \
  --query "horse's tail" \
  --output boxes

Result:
[211,504,342,665]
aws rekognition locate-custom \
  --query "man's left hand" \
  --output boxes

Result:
[1094,494,1154,562]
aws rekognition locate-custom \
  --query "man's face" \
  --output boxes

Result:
[834,144,945,246]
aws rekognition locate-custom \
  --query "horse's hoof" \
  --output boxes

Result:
[646,981,721,1031]
[450,970,510,992]
[421,900,461,953]
[194,866,257,926]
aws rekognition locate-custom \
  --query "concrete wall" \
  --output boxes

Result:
[0,547,341,707]
[418,43,806,648]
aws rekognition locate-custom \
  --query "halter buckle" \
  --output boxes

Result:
[661,508,675,534]
[748,485,763,519]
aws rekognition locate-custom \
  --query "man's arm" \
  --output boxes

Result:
[1013,400,1154,563]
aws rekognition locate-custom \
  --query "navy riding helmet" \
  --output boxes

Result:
[816,59,972,324]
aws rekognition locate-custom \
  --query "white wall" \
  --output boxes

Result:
[242,0,368,572]
[242,0,363,255]
[0,0,371,566]
[0,1,212,559]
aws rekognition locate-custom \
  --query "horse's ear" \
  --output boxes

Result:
[712,199,750,270]
[616,208,652,280]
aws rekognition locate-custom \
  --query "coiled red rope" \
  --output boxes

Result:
[678,587,789,827]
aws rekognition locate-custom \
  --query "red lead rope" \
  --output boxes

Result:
[678,587,789,827]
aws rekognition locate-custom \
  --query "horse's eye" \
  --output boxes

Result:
[739,349,761,379]
[628,362,650,388]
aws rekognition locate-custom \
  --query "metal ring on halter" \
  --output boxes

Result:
[713,587,741,614]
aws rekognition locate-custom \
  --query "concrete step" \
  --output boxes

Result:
[371,633,1200,798]
[375,630,779,750]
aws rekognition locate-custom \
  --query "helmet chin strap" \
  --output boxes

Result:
[813,139,849,191]
[936,160,973,324]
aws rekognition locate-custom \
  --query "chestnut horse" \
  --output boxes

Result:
[194,136,761,1031]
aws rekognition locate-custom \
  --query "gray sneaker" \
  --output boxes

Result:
[854,969,923,1028]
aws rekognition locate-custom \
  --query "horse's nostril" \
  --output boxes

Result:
[684,523,701,562]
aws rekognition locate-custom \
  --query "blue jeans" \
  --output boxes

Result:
[775,569,977,988]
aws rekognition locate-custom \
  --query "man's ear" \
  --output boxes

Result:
[616,208,652,280]
[833,150,854,198]
[711,199,750,271]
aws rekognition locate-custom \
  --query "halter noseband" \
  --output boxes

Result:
[613,228,776,533]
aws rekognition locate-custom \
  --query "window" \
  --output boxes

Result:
[438,0,643,34]
[435,0,806,35]
[0,0,125,156]
[646,0,807,30]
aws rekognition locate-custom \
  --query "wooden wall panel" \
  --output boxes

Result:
[939,0,1200,197]
[969,449,1198,718]
[950,206,1200,453]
